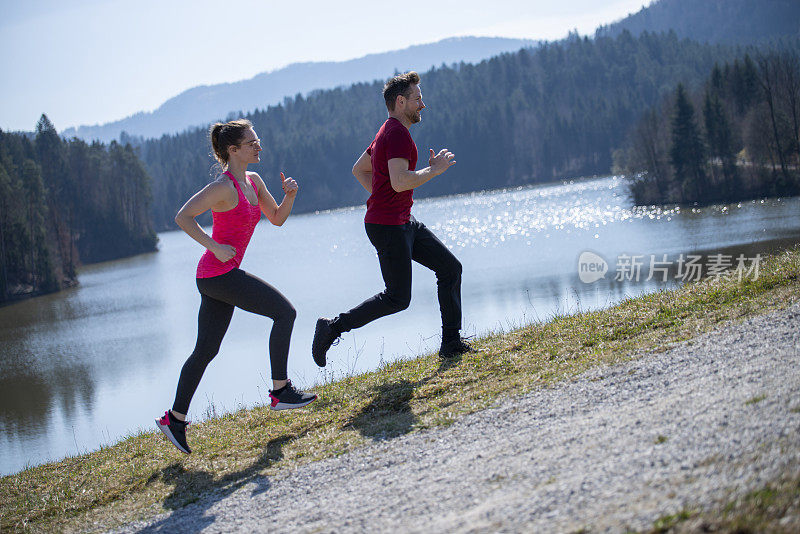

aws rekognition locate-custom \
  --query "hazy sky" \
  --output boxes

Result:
[1,0,648,132]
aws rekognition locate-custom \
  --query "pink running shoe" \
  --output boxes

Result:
[155,410,191,454]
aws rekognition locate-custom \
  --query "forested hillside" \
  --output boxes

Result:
[617,46,800,205]
[597,0,799,45]
[0,117,157,303]
[140,31,734,230]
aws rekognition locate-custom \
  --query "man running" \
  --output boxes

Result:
[312,71,475,366]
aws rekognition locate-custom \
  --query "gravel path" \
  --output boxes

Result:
[115,304,800,533]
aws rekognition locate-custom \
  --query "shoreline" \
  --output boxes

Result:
[0,242,158,307]
[1,246,797,532]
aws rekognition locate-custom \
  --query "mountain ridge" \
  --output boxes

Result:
[62,36,538,143]
[596,0,799,44]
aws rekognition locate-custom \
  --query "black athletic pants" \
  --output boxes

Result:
[335,216,462,333]
[172,268,296,415]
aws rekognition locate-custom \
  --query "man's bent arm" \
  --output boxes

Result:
[352,150,372,193]
[388,148,456,192]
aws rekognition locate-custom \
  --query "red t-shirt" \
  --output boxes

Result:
[364,117,418,225]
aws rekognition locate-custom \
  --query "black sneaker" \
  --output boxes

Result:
[312,317,340,367]
[439,337,478,359]
[269,380,317,411]
[155,410,191,454]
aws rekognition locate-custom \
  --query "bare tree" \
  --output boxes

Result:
[777,49,800,164]
[755,52,792,191]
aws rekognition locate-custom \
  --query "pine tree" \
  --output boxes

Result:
[670,84,708,202]
[36,114,76,278]
[703,88,739,198]
[20,159,57,292]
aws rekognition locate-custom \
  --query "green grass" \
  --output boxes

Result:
[648,471,800,533]
[744,394,767,405]
[652,509,696,532]
[1,247,799,533]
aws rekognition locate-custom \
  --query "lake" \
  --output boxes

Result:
[1,176,799,476]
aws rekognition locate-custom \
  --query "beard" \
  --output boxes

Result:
[406,108,421,124]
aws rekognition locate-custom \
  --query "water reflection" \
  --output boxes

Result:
[1,176,799,475]
[1,295,97,440]
[0,364,94,438]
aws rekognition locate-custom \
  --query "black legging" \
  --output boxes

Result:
[335,216,462,333]
[172,268,296,415]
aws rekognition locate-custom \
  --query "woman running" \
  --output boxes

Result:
[156,119,315,454]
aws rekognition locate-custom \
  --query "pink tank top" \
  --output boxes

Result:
[196,171,262,278]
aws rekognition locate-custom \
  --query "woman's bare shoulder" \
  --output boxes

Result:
[246,171,266,187]
[201,176,236,200]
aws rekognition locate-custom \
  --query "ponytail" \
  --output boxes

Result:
[209,119,252,175]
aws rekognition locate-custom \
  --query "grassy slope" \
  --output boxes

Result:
[1,247,799,533]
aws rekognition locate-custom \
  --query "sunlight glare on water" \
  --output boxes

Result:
[429,177,641,247]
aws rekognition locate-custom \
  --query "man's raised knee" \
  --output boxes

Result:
[438,259,462,281]
[386,292,411,312]
[280,305,297,323]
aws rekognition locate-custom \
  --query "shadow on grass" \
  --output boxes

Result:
[137,357,462,529]
[347,355,462,440]
[138,434,293,532]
